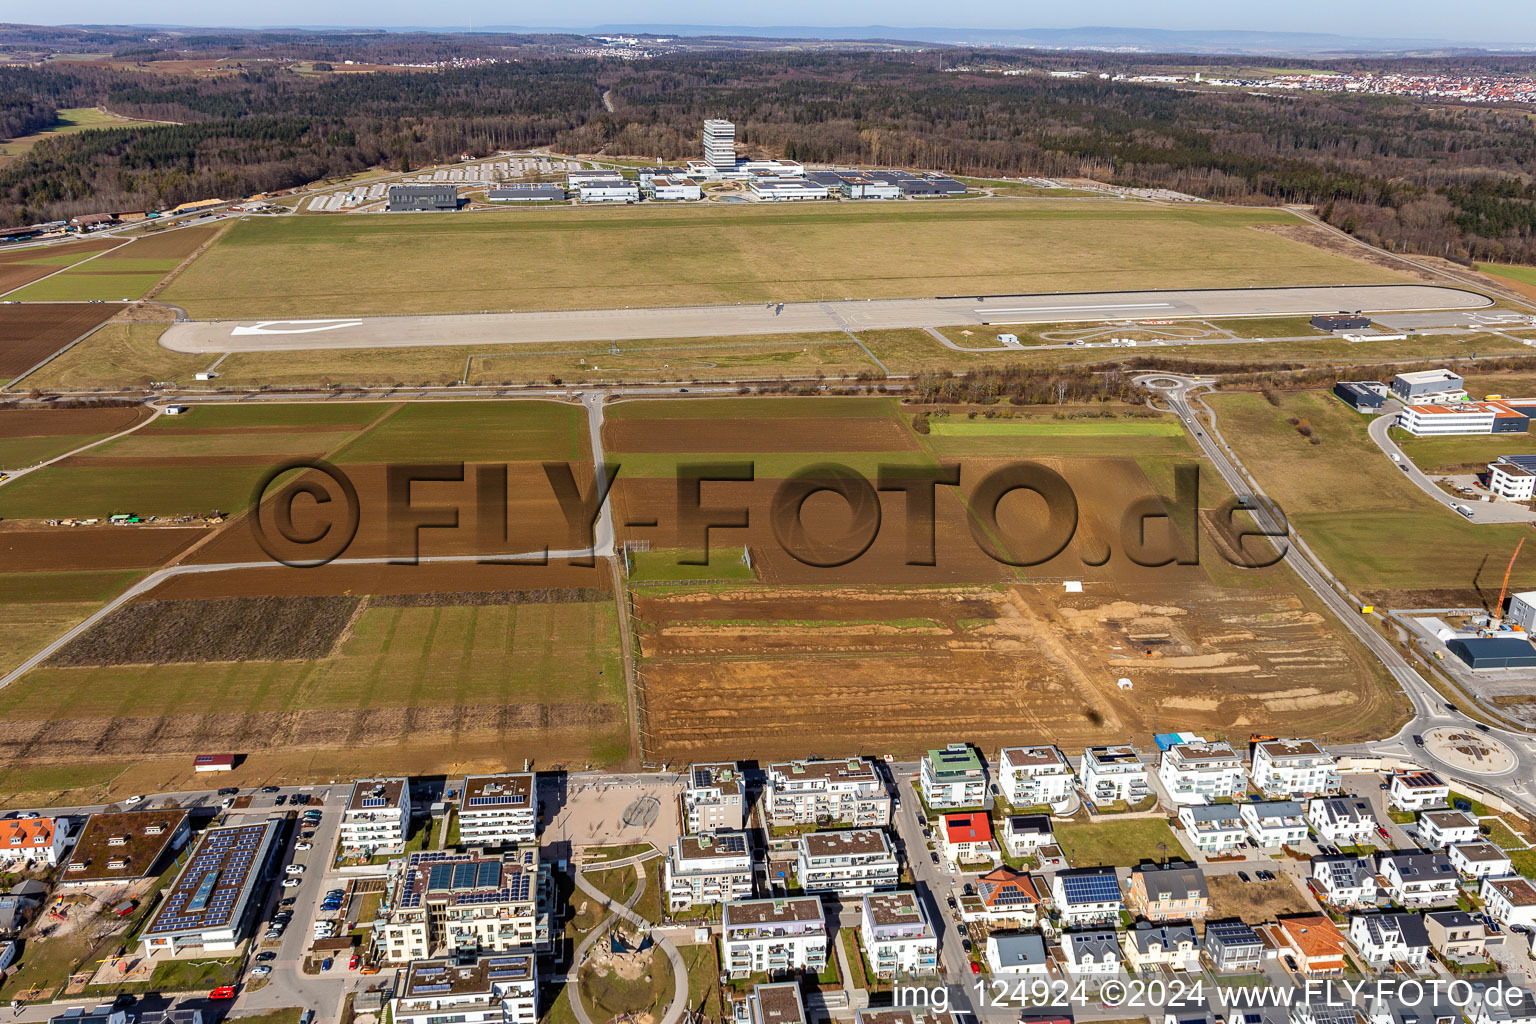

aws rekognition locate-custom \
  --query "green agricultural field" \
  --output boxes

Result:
[1479,264,1536,288]
[628,548,757,582]
[8,271,166,302]
[1208,388,1536,597]
[1395,433,1536,473]
[0,570,141,604]
[333,400,587,463]
[159,201,1410,318]
[0,464,272,518]
[1054,817,1181,868]
[608,396,902,419]
[146,403,382,429]
[0,600,106,678]
[470,333,881,385]
[0,106,161,163]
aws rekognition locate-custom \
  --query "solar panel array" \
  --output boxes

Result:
[398,851,529,910]
[1060,871,1122,905]
[149,823,270,934]
[1500,455,1536,472]
[360,797,387,808]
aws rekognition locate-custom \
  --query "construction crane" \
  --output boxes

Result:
[1496,537,1525,624]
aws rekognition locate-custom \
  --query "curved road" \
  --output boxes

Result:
[570,855,687,1024]
[1365,403,1536,525]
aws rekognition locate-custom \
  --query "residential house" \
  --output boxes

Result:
[1423,910,1487,964]
[998,746,1074,811]
[1127,862,1209,922]
[1264,915,1349,974]
[1308,797,1379,846]
[1470,988,1536,1024]
[938,812,999,868]
[1080,746,1151,806]
[1417,809,1480,849]
[920,744,987,810]
[959,867,1041,928]
[1001,814,1054,859]
[1158,740,1244,805]
[684,763,746,833]
[1310,856,1381,909]
[1349,912,1431,968]
[748,983,805,1024]
[391,954,537,1024]
[341,778,412,856]
[0,817,67,867]
[722,897,828,978]
[1204,919,1262,973]
[765,758,890,828]
[1122,922,1200,973]
[1389,771,1450,812]
[664,831,753,911]
[1378,851,1459,907]
[1448,841,1514,879]
[1481,876,1536,929]
[860,891,937,979]
[1241,801,1308,848]
[985,931,1050,976]
[1052,868,1123,926]
[458,774,537,847]
[1061,928,1122,976]
[1179,804,1245,854]
[796,830,899,896]
[1249,739,1340,799]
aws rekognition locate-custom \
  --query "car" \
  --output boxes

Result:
[360,966,380,976]
[969,962,981,975]
[220,798,234,809]
[961,939,971,952]
[1455,799,1473,812]
[281,877,302,888]
[1238,871,1250,882]
[1413,735,1425,746]
[1377,826,1391,840]
[348,954,360,970]
[321,902,342,911]
[210,986,237,1000]
[218,787,238,796]
[286,864,305,875]
[327,889,345,897]
[301,831,316,840]
[295,841,313,851]
[273,913,293,923]
[946,896,957,908]
[262,786,280,793]
[124,795,143,805]
[963,883,974,896]
[279,897,296,908]
[1446,702,1459,713]
[256,951,277,962]
[1478,723,1491,732]
[1284,955,1299,972]
[958,923,969,938]
[931,853,939,865]
[275,795,288,806]
[321,958,334,972]
[251,965,272,977]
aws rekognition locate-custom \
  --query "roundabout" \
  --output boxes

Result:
[1423,726,1519,775]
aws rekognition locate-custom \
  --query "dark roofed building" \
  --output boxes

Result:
[1448,636,1536,669]
[388,184,459,212]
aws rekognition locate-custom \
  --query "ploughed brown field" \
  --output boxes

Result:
[0,523,205,571]
[0,239,119,295]
[0,406,150,440]
[0,303,121,377]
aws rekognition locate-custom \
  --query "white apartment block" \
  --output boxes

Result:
[1449,841,1514,879]
[1389,771,1450,812]
[997,745,1074,811]
[684,763,746,833]
[722,897,828,978]
[664,831,753,911]
[375,848,546,962]
[1079,746,1150,806]
[703,119,736,170]
[859,891,938,979]
[1312,856,1381,909]
[341,778,411,855]
[458,774,537,847]
[1249,739,1339,798]
[1308,797,1379,845]
[796,830,899,896]
[1001,814,1054,859]
[392,954,537,1024]
[1349,913,1430,969]
[1378,851,1459,908]
[1179,805,1246,853]
[1241,801,1308,848]
[920,743,987,810]
[765,758,890,828]
[1418,809,1481,849]
[0,816,67,867]
[1158,739,1244,805]
[1482,876,1536,930]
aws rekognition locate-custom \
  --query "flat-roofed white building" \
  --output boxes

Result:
[749,178,829,201]
[703,119,736,171]
[1308,797,1379,845]
[921,743,987,810]
[577,181,639,203]
[375,848,547,961]
[1389,770,1449,811]
[1397,401,1529,436]
[997,745,1074,811]
[1489,460,1536,501]
[392,954,537,1024]
[566,170,624,187]
[1391,368,1466,402]
[1179,804,1245,853]
[664,831,753,911]
[722,897,827,978]
[1158,739,1243,805]
[860,891,937,978]
[1449,841,1514,879]
[1241,800,1308,848]
[684,762,746,833]
[643,176,702,201]
[1484,876,1536,929]
[1249,739,1339,798]
[1000,814,1053,859]
[1079,745,1150,806]
[458,774,537,847]
[1418,809,1480,849]
[341,778,411,856]
[796,829,898,896]
[766,758,889,827]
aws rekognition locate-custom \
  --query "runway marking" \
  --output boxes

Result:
[230,319,364,336]
[974,302,1175,314]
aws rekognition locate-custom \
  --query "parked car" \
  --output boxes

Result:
[217,787,238,796]
[969,962,980,975]
[1377,827,1391,840]
[281,878,302,888]
[262,786,280,793]
[295,841,313,851]
[209,986,237,1000]
[1238,871,1250,882]
[321,958,334,972]
[286,864,305,875]
[279,898,296,908]
[275,795,288,806]
[348,954,360,970]
[124,795,143,805]
[251,966,271,978]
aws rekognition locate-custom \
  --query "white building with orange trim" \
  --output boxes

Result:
[0,816,67,867]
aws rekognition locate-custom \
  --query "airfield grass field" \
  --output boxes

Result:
[158,200,1411,318]
[1207,387,1536,602]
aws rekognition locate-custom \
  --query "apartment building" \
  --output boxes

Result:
[1417,809,1480,849]
[1080,745,1151,806]
[1481,876,1536,929]
[140,820,282,957]
[920,744,987,810]
[722,897,828,978]
[1127,862,1209,922]
[375,848,547,962]
[1349,913,1431,968]
[1424,910,1487,964]
[1311,856,1381,909]
[684,763,747,833]
[765,758,890,828]
[1249,739,1339,798]
[796,830,899,896]
[1308,797,1379,845]
[1204,920,1263,972]
[1179,805,1245,853]
[997,745,1074,810]
[1241,801,1308,848]
[0,816,67,868]
[1389,771,1450,812]
[748,983,805,1024]
[458,774,537,847]
[985,932,1050,976]
[341,778,412,856]
[664,831,753,911]
[1378,851,1459,907]
[859,891,938,978]
[1052,868,1123,925]
[61,809,190,886]
[1122,922,1200,973]
[1157,739,1243,805]
[1000,814,1054,859]
[1449,841,1514,879]
[391,954,537,1024]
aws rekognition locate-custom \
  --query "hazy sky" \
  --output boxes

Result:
[37,0,1536,45]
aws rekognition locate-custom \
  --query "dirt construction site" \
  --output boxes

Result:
[633,580,1405,764]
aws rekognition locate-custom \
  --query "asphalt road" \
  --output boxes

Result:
[1365,402,1536,525]
[157,284,1492,354]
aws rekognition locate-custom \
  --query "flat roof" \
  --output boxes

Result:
[348,778,408,812]
[1000,745,1066,767]
[393,850,535,911]
[864,890,928,928]
[1394,770,1446,789]
[461,774,534,810]
[1396,369,1464,384]
[770,757,878,785]
[754,983,805,1024]
[145,820,278,938]
[1490,877,1536,906]
[64,809,190,884]
[1257,738,1328,759]
[724,896,823,928]
[801,829,889,859]
[402,953,534,997]
[689,762,742,795]
[676,832,750,862]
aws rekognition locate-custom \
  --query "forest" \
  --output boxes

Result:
[1,45,1535,264]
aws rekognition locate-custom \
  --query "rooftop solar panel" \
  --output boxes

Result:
[1061,872,1121,904]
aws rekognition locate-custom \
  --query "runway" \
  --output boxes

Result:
[158,283,1493,354]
